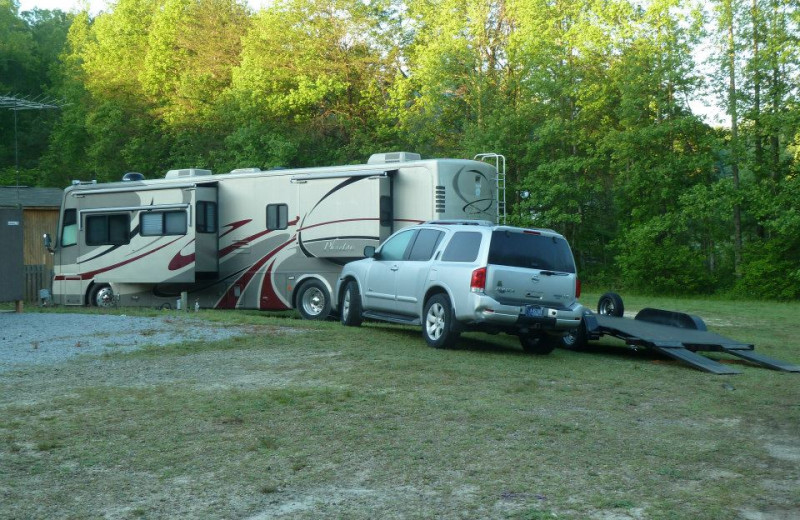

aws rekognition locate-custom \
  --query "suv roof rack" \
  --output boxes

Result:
[424,219,495,226]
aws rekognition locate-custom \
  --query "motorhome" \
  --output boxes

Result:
[45,152,505,319]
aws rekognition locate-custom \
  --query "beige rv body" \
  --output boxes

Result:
[50,153,502,316]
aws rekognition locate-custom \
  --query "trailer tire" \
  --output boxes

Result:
[597,292,624,317]
[520,333,558,355]
[296,280,331,320]
[89,284,115,308]
[340,280,363,327]
[422,294,459,349]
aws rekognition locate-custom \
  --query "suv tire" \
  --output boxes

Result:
[340,280,363,327]
[520,333,558,355]
[423,294,459,349]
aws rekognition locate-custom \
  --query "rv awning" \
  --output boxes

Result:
[290,169,395,183]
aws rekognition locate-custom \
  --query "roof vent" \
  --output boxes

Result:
[122,172,145,181]
[165,168,213,179]
[229,167,262,174]
[367,152,421,164]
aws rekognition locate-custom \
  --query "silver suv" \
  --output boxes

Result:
[335,221,585,353]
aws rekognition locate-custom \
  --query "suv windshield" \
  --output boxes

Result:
[488,230,576,273]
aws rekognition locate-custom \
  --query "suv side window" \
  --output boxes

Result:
[407,229,444,261]
[441,231,482,262]
[379,229,415,261]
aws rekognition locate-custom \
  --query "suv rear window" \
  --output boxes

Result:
[488,230,575,273]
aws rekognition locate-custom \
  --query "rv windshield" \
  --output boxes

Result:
[61,209,77,247]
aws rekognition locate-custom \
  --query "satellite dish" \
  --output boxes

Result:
[122,172,145,181]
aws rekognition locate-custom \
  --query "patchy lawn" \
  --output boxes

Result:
[1,294,798,519]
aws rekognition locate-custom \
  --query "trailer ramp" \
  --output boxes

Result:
[584,313,800,375]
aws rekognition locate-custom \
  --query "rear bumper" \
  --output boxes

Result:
[458,294,584,333]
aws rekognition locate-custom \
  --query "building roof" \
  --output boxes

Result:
[0,186,62,208]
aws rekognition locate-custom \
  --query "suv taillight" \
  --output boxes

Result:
[576,278,582,298]
[471,267,486,293]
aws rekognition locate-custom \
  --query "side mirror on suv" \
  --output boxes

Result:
[363,246,376,258]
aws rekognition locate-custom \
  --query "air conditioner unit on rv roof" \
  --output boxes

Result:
[165,168,213,179]
[367,152,421,164]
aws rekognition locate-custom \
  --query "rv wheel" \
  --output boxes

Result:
[89,284,115,308]
[297,280,331,320]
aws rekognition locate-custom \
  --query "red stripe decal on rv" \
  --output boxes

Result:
[259,260,290,311]
[215,237,297,309]
[297,217,425,232]
[219,219,252,238]
[168,240,196,270]
[54,237,184,281]
[218,217,300,258]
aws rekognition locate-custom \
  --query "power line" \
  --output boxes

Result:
[1,94,63,204]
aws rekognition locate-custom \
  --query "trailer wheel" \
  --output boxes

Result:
[340,280,363,327]
[520,333,558,355]
[597,292,624,317]
[89,284,115,308]
[422,294,459,349]
[297,280,331,320]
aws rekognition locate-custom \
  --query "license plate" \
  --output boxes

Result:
[524,305,543,318]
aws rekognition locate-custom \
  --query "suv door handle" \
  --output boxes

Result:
[390,265,399,271]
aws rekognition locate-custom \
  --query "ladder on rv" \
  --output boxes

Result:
[474,153,506,225]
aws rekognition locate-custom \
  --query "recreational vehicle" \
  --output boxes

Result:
[44,152,505,319]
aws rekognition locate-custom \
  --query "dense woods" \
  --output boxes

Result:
[2,0,799,298]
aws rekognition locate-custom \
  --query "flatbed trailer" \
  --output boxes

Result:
[574,294,800,375]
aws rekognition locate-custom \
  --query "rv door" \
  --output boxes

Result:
[194,185,218,276]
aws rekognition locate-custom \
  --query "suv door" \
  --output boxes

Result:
[393,228,444,316]
[363,228,416,312]
[484,230,578,309]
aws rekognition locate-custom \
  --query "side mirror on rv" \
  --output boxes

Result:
[43,233,54,254]
[363,246,376,258]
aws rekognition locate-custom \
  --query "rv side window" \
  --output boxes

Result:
[61,209,77,247]
[141,211,188,236]
[197,202,217,233]
[380,196,392,227]
[267,204,288,230]
[86,214,130,246]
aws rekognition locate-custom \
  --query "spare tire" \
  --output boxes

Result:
[597,292,624,317]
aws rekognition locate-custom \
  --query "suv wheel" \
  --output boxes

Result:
[520,333,558,355]
[422,294,459,349]
[340,280,363,327]
[559,321,588,351]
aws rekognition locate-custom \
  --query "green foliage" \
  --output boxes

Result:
[2,0,800,298]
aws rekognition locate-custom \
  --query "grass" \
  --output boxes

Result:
[1,292,799,519]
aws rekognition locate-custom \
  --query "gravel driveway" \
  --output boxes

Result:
[0,312,243,373]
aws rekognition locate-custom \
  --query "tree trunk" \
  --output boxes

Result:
[727,11,743,279]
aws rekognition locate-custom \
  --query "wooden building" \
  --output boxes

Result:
[0,186,63,301]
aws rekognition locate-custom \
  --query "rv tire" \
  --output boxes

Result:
[89,284,115,308]
[340,281,363,327]
[297,280,331,320]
